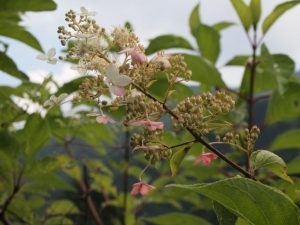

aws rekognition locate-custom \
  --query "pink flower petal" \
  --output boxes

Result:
[96,115,114,124]
[151,52,171,69]
[120,48,147,64]
[127,120,164,131]
[194,153,218,166]
[130,181,155,196]
[109,85,126,96]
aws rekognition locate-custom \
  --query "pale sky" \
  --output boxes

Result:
[1,0,300,88]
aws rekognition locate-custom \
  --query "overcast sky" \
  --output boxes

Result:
[1,0,300,88]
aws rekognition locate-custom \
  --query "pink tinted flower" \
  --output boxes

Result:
[151,51,171,69]
[131,181,155,196]
[194,153,218,165]
[96,115,114,124]
[109,85,126,96]
[128,120,164,131]
[120,48,147,64]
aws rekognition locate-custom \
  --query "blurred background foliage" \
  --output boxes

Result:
[0,0,300,225]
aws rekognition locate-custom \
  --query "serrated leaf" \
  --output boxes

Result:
[230,0,253,31]
[250,150,293,183]
[144,213,211,225]
[250,0,261,27]
[213,21,235,32]
[262,1,300,34]
[213,201,237,225]
[170,146,192,176]
[168,177,300,225]
[271,129,300,151]
[183,54,225,87]
[196,24,220,63]
[145,35,193,55]
[0,51,29,80]
[189,3,201,37]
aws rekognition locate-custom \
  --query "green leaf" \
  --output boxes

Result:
[189,4,201,37]
[47,200,79,215]
[213,201,237,225]
[56,76,89,95]
[16,114,50,155]
[266,82,300,124]
[230,0,253,31]
[250,150,293,183]
[144,213,211,225]
[196,24,220,63]
[145,35,193,55]
[168,177,300,225]
[0,51,29,80]
[271,129,300,151]
[213,22,235,32]
[287,156,300,175]
[262,1,300,34]
[0,0,56,12]
[183,54,225,87]
[226,55,250,66]
[250,0,261,27]
[170,145,192,176]
[0,22,43,51]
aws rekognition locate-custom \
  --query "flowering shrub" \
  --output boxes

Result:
[1,1,300,225]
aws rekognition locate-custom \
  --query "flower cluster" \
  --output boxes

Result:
[173,91,235,135]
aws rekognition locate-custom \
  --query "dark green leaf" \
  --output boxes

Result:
[183,54,225,87]
[146,35,193,55]
[168,177,300,225]
[213,22,235,32]
[230,0,253,31]
[263,1,300,34]
[266,82,300,124]
[189,4,201,37]
[213,201,237,225]
[144,213,211,225]
[250,150,293,183]
[170,146,192,176]
[0,51,29,80]
[271,129,300,151]
[0,0,56,12]
[0,22,43,51]
[196,24,220,63]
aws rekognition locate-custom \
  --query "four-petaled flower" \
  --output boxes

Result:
[78,6,96,17]
[128,120,164,131]
[194,153,218,165]
[36,48,58,64]
[131,181,155,196]
[119,48,147,64]
[105,64,132,96]
[151,51,171,69]
[87,113,115,124]
[43,93,68,108]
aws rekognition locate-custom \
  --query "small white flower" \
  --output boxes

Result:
[78,6,96,17]
[36,48,58,64]
[105,64,131,87]
[43,93,68,108]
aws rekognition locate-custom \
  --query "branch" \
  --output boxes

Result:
[132,83,256,180]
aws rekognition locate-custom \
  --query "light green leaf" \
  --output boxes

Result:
[263,1,300,34]
[230,0,253,31]
[189,3,201,37]
[56,76,89,95]
[287,156,300,175]
[250,150,293,183]
[145,35,193,55]
[213,21,235,32]
[250,0,261,27]
[144,213,211,225]
[170,146,192,176]
[271,129,300,151]
[226,55,250,66]
[183,54,225,87]
[168,177,300,225]
[266,82,300,124]
[196,24,220,63]
[0,22,43,51]
[0,0,56,12]
[0,51,29,80]
[47,200,79,215]
[213,201,237,225]
[236,218,251,225]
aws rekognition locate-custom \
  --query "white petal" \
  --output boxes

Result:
[105,63,119,81]
[57,93,68,102]
[47,58,58,65]
[80,6,88,13]
[36,54,48,60]
[88,11,96,16]
[112,75,132,87]
[47,48,56,58]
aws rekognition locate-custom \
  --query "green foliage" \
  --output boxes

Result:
[213,201,238,225]
[0,0,56,12]
[144,213,211,225]
[170,145,191,176]
[145,35,193,55]
[189,3,201,37]
[250,0,261,28]
[271,129,300,151]
[168,177,300,225]
[230,0,253,31]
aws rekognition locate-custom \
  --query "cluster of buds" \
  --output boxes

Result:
[130,130,171,164]
[78,75,107,102]
[217,132,240,145]
[173,91,235,135]
[244,126,261,152]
